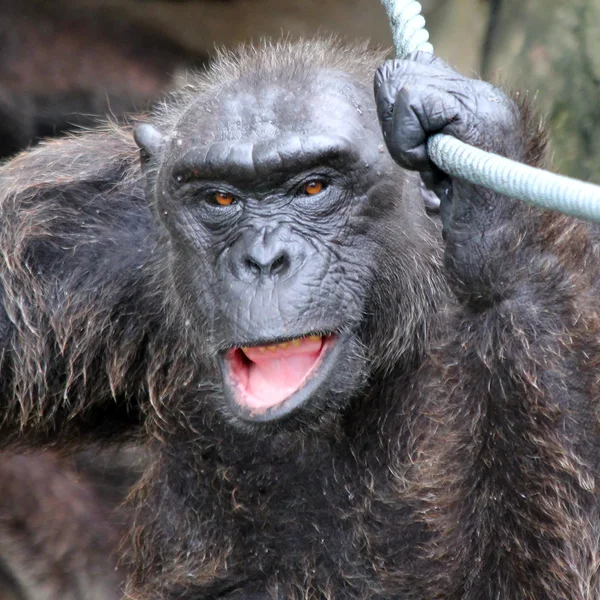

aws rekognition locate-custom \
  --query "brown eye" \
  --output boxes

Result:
[303,180,325,196]
[214,192,235,206]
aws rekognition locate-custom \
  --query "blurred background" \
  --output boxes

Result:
[1,0,598,181]
[0,1,598,599]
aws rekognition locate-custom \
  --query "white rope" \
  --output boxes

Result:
[380,0,600,223]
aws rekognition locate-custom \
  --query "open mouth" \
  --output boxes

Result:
[221,333,342,421]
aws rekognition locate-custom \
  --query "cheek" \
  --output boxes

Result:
[161,215,225,317]
[164,208,205,246]
[337,253,377,308]
[162,210,228,270]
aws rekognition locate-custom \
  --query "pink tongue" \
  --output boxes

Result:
[240,338,323,409]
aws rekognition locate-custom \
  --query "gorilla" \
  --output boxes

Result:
[0,37,599,600]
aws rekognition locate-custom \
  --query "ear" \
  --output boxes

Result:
[133,123,165,168]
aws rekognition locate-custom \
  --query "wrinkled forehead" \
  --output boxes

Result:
[174,69,378,147]
[163,70,387,186]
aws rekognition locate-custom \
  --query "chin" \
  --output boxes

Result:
[217,331,367,429]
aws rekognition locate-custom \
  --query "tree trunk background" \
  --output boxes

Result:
[480,0,600,183]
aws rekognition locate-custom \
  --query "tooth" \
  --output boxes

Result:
[241,347,250,353]
[291,338,301,347]
[308,335,321,342]
[258,347,266,353]
[267,345,278,352]
[278,342,289,349]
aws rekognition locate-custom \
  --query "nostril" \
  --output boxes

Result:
[269,254,289,276]
[241,252,290,279]
[244,257,262,276]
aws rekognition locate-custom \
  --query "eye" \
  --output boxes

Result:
[211,191,235,206]
[303,180,327,196]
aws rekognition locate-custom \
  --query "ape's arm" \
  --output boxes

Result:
[0,128,165,447]
[376,54,600,599]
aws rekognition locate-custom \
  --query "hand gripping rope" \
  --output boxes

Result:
[380,0,600,223]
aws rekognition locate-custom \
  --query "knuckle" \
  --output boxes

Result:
[376,59,408,86]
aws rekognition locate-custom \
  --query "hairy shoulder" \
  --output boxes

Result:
[0,125,162,293]
[0,126,175,431]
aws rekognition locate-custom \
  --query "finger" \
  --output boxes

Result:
[375,55,462,98]
[375,60,465,145]
[374,59,405,98]
[387,84,464,170]
[374,60,405,137]
[385,86,428,169]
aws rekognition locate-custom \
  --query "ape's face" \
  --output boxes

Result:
[136,70,408,427]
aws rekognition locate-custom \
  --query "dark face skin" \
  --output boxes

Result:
[135,70,407,427]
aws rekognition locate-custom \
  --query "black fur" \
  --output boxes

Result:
[0,38,599,600]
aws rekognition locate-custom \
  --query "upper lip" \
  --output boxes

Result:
[222,331,336,352]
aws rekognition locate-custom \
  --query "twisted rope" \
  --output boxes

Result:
[380,0,600,223]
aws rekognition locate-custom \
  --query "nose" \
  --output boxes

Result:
[230,226,304,282]
[244,246,289,277]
